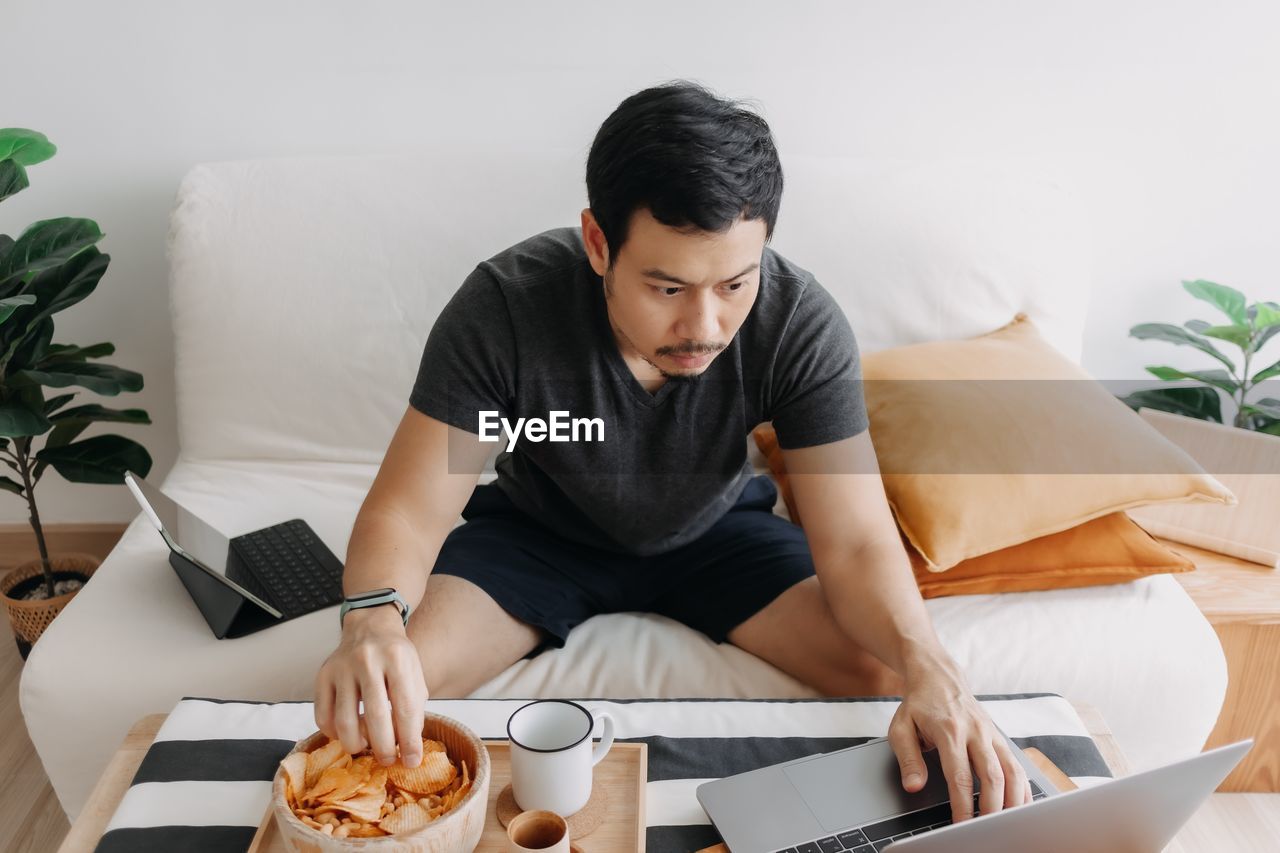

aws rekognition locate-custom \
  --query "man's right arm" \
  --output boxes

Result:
[314,405,493,767]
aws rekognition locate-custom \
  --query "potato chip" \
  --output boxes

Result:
[379,801,435,835]
[387,750,456,794]
[304,738,346,789]
[304,754,354,803]
[280,752,307,807]
[326,788,387,823]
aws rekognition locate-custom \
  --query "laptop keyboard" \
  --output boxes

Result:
[232,520,344,617]
[774,784,1049,852]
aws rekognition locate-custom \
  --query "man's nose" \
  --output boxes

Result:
[678,289,719,345]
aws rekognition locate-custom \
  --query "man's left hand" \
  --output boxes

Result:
[887,657,1035,824]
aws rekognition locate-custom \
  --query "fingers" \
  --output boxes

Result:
[333,677,366,755]
[935,725,977,824]
[888,710,927,792]
[359,675,399,766]
[387,654,428,769]
[314,667,336,740]
[990,736,1031,810]
[970,735,1007,817]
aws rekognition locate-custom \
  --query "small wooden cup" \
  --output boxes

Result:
[272,713,491,852]
[506,810,569,853]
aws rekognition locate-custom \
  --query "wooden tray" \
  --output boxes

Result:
[249,740,648,852]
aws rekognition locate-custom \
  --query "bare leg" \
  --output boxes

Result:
[727,576,907,697]
[406,573,545,698]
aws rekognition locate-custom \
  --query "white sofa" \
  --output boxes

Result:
[20,152,1228,820]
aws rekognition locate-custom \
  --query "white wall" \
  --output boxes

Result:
[5,0,1279,524]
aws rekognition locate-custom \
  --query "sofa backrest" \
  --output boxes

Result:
[166,151,1090,464]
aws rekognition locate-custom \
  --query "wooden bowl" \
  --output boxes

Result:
[272,713,491,852]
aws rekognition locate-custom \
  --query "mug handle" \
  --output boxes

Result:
[590,712,615,766]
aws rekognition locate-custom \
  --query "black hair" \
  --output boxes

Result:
[585,80,784,272]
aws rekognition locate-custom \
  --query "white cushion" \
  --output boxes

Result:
[22,458,1224,819]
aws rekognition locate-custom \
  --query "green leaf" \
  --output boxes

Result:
[1129,323,1236,371]
[1118,386,1223,423]
[37,341,115,365]
[42,393,77,415]
[0,129,57,166]
[0,159,29,204]
[1144,365,1240,393]
[1254,302,1280,329]
[49,404,150,425]
[0,399,52,437]
[1260,419,1280,436]
[1199,324,1253,350]
[0,248,110,372]
[8,315,54,368]
[43,404,151,451]
[1241,398,1280,420]
[35,434,152,484]
[0,218,104,293]
[1252,358,1280,384]
[1184,319,1211,334]
[0,294,37,324]
[11,362,144,396]
[0,475,23,495]
[1183,279,1247,325]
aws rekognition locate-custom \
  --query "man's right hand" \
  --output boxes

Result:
[314,604,427,768]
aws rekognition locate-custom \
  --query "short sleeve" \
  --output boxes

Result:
[409,266,516,434]
[769,278,869,449]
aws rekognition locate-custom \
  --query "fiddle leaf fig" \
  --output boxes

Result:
[0,128,152,598]
[1124,282,1280,432]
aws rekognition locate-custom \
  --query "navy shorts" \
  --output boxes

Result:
[430,474,817,657]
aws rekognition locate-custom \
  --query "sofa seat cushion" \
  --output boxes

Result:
[21,457,1225,819]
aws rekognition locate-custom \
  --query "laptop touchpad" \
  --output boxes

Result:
[782,741,953,831]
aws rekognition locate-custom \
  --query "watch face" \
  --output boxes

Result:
[350,588,395,602]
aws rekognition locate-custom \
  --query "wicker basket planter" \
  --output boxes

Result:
[1,553,100,659]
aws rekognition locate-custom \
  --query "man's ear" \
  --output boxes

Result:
[580,208,611,275]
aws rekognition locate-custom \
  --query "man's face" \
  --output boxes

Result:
[581,206,766,382]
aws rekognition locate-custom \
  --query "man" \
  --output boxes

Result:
[314,80,1033,826]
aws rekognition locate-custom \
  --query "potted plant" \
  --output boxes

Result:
[1,128,154,657]
[1119,278,1280,431]
[1118,278,1280,567]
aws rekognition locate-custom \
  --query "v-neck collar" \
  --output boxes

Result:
[587,262,678,409]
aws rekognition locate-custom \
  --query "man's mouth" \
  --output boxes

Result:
[668,352,713,368]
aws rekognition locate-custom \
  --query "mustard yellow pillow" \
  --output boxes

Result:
[754,423,1196,597]
[761,313,1234,571]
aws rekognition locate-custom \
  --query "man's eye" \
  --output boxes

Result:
[651,285,682,297]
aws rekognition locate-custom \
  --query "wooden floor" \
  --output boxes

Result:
[1,609,1278,850]
[2,631,71,853]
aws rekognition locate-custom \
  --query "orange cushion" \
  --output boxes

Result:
[753,422,1195,598]
[855,313,1231,570]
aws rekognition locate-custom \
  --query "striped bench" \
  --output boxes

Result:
[89,693,1117,852]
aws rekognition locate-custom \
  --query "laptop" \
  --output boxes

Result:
[125,471,345,639]
[697,723,1252,853]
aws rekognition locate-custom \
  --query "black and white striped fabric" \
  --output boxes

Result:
[95,693,1112,853]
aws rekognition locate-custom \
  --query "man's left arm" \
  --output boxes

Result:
[781,430,1034,823]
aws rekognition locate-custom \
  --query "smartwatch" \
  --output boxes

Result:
[339,588,410,628]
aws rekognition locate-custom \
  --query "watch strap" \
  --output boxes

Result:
[339,589,409,627]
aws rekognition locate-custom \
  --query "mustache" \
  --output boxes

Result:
[658,344,724,356]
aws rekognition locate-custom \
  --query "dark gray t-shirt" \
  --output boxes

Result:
[409,226,868,556]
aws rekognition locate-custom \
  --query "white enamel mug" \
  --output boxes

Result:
[507,699,615,816]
